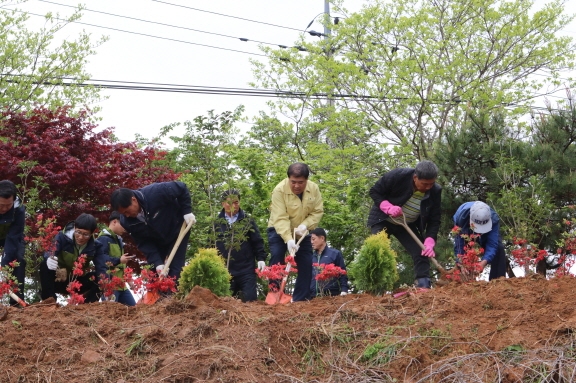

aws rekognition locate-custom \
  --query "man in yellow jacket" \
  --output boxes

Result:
[267,163,324,302]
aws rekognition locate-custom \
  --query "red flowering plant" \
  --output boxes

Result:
[447,225,484,282]
[98,263,141,301]
[256,255,298,292]
[312,263,347,296]
[65,254,95,305]
[512,219,576,278]
[24,214,61,274]
[138,266,177,296]
[0,261,21,305]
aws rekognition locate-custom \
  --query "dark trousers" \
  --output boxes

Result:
[230,272,257,302]
[148,230,191,286]
[1,251,26,306]
[39,259,99,303]
[489,241,507,280]
[113,289,136,306]
[268,228,312,302]
[371,221,430,280]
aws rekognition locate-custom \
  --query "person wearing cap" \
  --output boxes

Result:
[214,189,267,302]
[452,201,507,280]
[367,161,442,288]
[0,180,26,306]
[268,162,324,302]
[309,227,348,297]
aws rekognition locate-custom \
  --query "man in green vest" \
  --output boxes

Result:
[95,212,136,306]
[39,213,101,303]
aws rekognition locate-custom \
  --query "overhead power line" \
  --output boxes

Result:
[10,9,268,57]
[150,0,303,32]
[36,0,292,48]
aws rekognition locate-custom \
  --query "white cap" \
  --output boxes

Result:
[470,201,492,233]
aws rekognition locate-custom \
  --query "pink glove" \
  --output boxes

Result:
[379,200,403,217]
[421,237,436,257]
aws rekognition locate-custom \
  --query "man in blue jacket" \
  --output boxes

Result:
[215,189,266,302]
[453,201,507,280]
[309,228,348,297]
[39,213,100,303]
[0,180,26,306]
[111,181,195,283]
[367,161,442,288]
[95,211,136,306]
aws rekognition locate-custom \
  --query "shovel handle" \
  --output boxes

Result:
[160,220,194,277]
[389,214,445,272]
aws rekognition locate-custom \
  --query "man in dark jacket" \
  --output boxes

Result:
[367,161,442,288]
[453,201,507,280]
[309,228,348,297]
[39,213,100,303]
[111,181,195,283]
[95,211,136,306]
[0,180,26,306]
[215,189,267,302]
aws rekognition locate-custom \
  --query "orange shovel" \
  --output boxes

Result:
[265,228,308,305]
[139,220,193,304]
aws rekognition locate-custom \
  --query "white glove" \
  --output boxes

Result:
[183,213,196,225]
[295,224,307,236]
[257,261,266,271]
[287,239,299,253]
[156,264,165,275]
[47,256,58,271]
[340,291,348,296]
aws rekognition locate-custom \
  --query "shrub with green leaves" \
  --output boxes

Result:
[349,230,398,295]
[178,248,231,297]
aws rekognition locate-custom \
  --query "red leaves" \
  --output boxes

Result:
[25,214,60,255]
[449,232,483,282]
[0,106,178,226]
[313,263,347,281]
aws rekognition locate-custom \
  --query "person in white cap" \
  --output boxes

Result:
[452,201,507,280]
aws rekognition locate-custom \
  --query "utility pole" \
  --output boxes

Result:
[324,1,331,39]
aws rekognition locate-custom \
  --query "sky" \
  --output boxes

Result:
[4,0,576,143]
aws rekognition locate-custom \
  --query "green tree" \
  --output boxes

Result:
[178,248,231,297]
[0,4,106,112]
[252,0,574,159]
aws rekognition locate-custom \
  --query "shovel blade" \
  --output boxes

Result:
[265,291,292,305]
[138,291,160,305]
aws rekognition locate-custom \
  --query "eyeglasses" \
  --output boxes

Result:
[74,230,92,238]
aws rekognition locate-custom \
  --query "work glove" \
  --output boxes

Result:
[287,239,299,254]
[340,291,348,296]
[257,261,266,271]
[295,224,307,236]
[183,213,196,225]
[156,264,165,275]
[379,200,403,218]
[421,237,436,257]
[47,256,59,271]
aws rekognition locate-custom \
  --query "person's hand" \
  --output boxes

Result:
[421,237,436,257]
[156,264,165,275]
[47,256,58,271]
[183,213,196,225]
[340,291,348,296]
[287,239,299,253]
[379,200,403,217]
[257,261,266,271]
[295,224,307,236]
[120,254,136,264]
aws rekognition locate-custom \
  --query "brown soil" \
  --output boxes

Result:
[1,277,575,383]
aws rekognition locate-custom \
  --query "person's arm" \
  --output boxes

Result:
[133,238,164,268]
[93,239,109,281]
[269,187,292,243]
[481,221,500,264]
[424,186,442,241]
[301,185,324,230]
[369,174,392,207]
[3,205,25,262]
[248,219,267,262]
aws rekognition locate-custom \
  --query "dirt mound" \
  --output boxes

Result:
[1,277,575,382]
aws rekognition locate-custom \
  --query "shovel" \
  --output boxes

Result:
[139,220,193,305]
[265,228,308,305]
[388,214,449,276]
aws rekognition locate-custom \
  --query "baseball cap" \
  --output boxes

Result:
[470,201,492,233]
